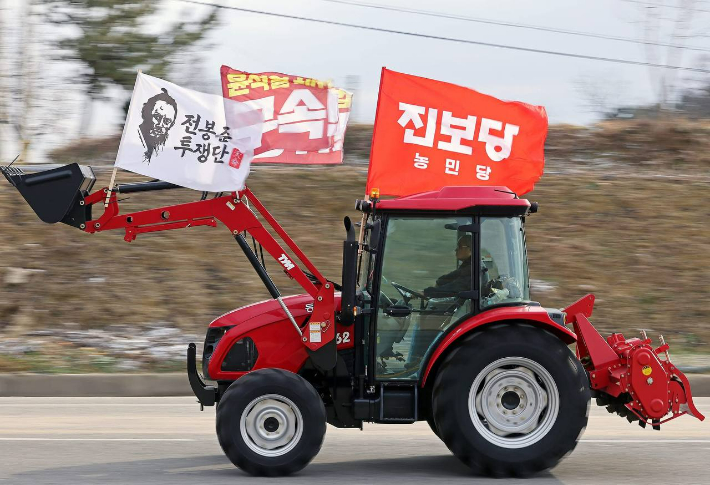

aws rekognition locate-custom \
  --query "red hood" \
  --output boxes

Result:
[209,293,342,328]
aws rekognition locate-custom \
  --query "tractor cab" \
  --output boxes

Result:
[349,186,535,381]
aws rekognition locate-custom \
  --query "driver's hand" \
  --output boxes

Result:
[423,286,437,298]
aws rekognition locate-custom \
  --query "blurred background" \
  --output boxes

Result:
[0,0,709,373]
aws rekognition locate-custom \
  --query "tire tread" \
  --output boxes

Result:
[432,324,589,477]
[216,368,326,476]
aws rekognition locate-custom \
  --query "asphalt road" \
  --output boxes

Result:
[0,397,708,484]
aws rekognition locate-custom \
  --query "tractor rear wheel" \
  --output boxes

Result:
[216,368,326,476]
[432,324,589,477]
[426,414,440,438]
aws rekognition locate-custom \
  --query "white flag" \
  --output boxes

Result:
[115,73,263,192]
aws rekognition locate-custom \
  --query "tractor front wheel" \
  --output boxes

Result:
[216,368,326,476]
[432,324,589,477]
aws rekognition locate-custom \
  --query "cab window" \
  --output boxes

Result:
[480,217,530,309]
[375,216,473,380]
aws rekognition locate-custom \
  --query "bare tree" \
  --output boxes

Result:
[16,0,34,162]
[0,2,84,163]
[0,1,44,163]
[575,73,628,118]
[0,0,9,162]
[636,0,702,109]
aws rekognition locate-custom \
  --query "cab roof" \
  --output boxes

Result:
[375,186,531,212]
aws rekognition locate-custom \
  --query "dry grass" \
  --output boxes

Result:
[546,118,710,173]
[1,119,709,371]
[526,175,710,348]
[0,166,366,334]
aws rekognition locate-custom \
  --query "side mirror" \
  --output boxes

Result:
[341,217,358,326]
[385,305,412,317]
[369,219,381,252]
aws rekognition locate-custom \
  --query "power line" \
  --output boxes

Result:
[320,0,710,53]
[622,0,710,13]
[176,0,710,74]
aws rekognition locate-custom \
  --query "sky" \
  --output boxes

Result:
[194,0,709,124]
[3,0,710,160]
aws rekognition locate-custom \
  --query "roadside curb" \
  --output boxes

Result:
[0,373,192,397]
[1,373,709,397]
[686,374,710,397]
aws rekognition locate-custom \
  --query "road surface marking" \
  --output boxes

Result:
[0,438,195,441]
[581,439,710,443]
[1,438,708,443]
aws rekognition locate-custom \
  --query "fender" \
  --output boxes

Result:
[207,293,350,381]
[420,304,577,386]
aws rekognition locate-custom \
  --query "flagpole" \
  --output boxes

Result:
[357,195,369,252]
[358,67,386,252]
[104,167,118,208]
[106,69,142,207]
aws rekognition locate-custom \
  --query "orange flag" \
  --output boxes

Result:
[366,68,548,196]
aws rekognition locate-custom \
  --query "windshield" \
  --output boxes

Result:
[480,217,530,309]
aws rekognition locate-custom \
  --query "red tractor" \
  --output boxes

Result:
[2,163,704,477]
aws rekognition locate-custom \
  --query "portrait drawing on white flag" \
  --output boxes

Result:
[138,88,178,164]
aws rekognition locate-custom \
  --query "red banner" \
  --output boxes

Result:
[366,68,548,196]
[220,66,352,164]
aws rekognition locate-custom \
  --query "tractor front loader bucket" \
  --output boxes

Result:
[565,294,705,429]
[1,163,96,228]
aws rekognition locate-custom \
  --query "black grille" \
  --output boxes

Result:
[221,337,259,372]
[202,326,233,379]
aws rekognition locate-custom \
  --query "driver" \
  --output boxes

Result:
[423,235,472,298]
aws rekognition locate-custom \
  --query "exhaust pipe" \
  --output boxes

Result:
[340,216,358,326]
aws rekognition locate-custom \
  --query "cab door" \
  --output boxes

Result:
[373,215,475,380]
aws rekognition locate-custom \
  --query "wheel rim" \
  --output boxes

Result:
[468,356,559,449]
[240,394,303,457]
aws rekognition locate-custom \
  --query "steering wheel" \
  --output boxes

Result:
[390,281,429,302]
[375,275,396,307]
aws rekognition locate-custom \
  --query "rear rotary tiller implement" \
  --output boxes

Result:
[568,296,703,427]
[2,162,704,477]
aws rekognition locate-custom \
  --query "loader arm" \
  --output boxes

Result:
[84,184,336,360]
[1,163,336,364]
[85,186,321,297]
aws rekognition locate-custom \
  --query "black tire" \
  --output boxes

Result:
[216,368,326,476]
[432,324,590,477]
[426,414,440,438]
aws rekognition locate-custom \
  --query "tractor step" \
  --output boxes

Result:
[380,383,418,423]
[352,383,419,423]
